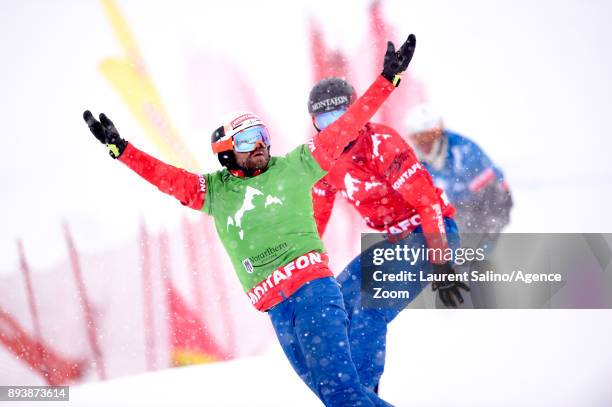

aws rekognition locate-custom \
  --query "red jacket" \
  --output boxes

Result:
[312,122,455,260]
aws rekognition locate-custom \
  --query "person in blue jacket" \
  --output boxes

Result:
[405,104,513,309]
[405,104,513,235]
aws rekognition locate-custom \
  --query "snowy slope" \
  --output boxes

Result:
[4,309,611,407]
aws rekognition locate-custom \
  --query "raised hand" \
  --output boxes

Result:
[381,34,416,87]
[83,110,127,159]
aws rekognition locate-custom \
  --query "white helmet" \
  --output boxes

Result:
[211,111,266,150]
[405,104,443,135]
[210,111,270,169]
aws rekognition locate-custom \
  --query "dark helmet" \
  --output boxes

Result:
[307,77,356,116]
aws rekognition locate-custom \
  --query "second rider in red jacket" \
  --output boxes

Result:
[308,77,470,394]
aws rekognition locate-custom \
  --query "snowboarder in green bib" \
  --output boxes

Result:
[83,34,416,407]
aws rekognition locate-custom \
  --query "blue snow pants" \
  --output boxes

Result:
[337,218,459,392]
[268,277,393,407]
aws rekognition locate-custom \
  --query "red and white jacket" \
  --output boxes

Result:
[312,122,455,261]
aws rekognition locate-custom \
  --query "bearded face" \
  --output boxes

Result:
[233,144,270,173]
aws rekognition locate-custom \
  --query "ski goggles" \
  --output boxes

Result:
[212,125,271,153]
[313,107,347,130]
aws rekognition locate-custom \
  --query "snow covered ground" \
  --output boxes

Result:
[4,309,611,407]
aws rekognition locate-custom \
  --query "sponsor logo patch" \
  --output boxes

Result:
[311,95,349,112]
[248,242,290,268]
[387,214,421,235]
[392,162,423,190]
[198,175,206,192]
[230,113,258,129]
[247,252,324,306]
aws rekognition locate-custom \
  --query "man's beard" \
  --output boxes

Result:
[239,148,270,175]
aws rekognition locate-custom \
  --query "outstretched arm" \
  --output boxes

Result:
[309,34,416,171]
[118,144,206,210]
[83,111,206,210]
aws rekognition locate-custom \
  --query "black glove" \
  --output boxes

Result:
[381,34,416,87]
[83,110,128,159]
[431,262,470,307]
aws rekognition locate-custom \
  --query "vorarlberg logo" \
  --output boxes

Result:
[242,242,290,273]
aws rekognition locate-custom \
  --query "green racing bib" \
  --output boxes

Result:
[202,144,327,293]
